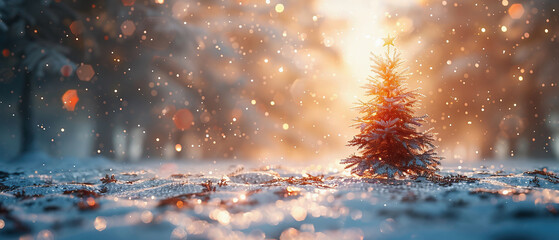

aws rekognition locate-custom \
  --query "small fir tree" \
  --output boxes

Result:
[341,35,441,178]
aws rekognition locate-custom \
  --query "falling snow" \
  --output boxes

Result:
[1,0,559,239]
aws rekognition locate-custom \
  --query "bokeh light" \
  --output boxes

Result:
[508,3,525,19]
[120,20,136,36]
[173,109,194,130]
[76,64,95,82]
[62,89,79,111]
[60,65,73,77]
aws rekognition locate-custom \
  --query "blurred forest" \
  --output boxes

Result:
[0,0,348,161]
[1,0,558,162]
[389,0,559,160]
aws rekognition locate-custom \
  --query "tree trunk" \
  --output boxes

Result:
[91,98,115,158]
[19,72,37,154]
[507,138,519,158]
[142,124,166,159]
[524,79,554,158]
[479,123,499,160]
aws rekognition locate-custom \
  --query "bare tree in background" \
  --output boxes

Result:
[0,0,80,157]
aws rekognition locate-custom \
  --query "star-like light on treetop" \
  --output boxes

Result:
[382,34,396,47]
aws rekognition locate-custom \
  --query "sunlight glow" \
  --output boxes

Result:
[275,4,285,13]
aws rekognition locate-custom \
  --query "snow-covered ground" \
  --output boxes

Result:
[1,157,559,240]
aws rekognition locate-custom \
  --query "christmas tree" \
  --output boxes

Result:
[341,35,441,178]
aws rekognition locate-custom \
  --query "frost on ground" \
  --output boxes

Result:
[1,157,559,240]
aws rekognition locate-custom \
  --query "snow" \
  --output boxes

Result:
[1,158,559,240]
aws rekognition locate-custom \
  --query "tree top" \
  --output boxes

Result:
[382,34,396,47]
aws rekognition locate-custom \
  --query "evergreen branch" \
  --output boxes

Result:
[341,38,441,179]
